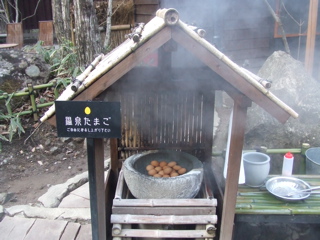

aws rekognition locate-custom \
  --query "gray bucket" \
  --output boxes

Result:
[305,147,320,174]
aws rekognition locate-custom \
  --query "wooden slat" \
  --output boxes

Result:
[112,229,215,238]
[24,219,68,240]
[111,214,218,224]
[113,198,217,207]
[76,224,92,240]
[60,222,81,240]
[0,217,35,240]
[112,206,216,215]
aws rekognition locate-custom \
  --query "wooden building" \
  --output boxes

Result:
[42,8,298,240]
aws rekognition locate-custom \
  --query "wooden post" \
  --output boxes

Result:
[219,97,248,240]
[87,138,106,240]
[6,23,23,48]
[305,0,318,74]
[39,21,54,46]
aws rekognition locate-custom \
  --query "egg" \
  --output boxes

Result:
[168,161,177,167]
[173,165,181,171]
[159,161,167,167]
[148,169,157,176]
[170,172,179,177]
[178,168,187,175]
[151,160,159,167]
[154,174,162,178]
[163,174,170,178]
[158,170,165,176]
[155,166,162,172]
[146,165,154,171]
[163,167,172,174]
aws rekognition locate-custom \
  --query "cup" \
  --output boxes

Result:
[243,152,270,187]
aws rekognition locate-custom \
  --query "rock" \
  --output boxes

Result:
[49,146,59,155]
[0,205,4,221]
[37,171,88,207]
[245,51,320,172]
[4,205,91,222]
[0,49,50,92]
[0,193,7,205]
[25,64,40,77]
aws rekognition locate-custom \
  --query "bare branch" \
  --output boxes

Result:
[263,0,291,55]
[21,0,42,22]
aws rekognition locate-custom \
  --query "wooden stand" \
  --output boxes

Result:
[6,23,23,48]
[111,169,217,239]
[39,21,53,46]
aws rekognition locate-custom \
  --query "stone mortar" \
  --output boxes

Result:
[123,150,203,199]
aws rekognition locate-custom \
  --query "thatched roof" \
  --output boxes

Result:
[41,8,298,124]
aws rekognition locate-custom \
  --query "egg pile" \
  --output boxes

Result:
[146,160,187,178]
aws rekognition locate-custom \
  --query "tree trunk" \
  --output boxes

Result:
[74,0,102,67]
[104,0,113,50]
[51,0,72,44]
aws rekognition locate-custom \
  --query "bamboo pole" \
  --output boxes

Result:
[40,15,167,123]
[177,19,299,119]
[0,79,71,100]
[71,54,104,92]
[27,83,38,121]
[111,24,132,31]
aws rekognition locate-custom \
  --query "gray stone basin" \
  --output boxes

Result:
[123,150,203,199]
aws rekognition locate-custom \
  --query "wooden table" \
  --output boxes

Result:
[0,43,18,49]
[235,174,320,223]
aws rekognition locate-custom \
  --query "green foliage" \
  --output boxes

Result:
[26,40,83,81]
[1,40,82,143]
[0,95,25,142]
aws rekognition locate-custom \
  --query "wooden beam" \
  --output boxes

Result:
[47,26,172,126]
[219,98,248,240]
[111,214,218,224]
[171,27,291,123]
[87,138,106,240]
[305,0,319,74]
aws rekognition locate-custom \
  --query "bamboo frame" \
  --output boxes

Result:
[236,175,320,215]
[0,80,70,121]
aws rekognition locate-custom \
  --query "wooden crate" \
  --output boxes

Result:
[111,169,217,239]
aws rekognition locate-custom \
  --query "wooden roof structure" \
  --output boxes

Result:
[42,8,298,240]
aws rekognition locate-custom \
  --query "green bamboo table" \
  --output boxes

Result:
[235,175,320,223]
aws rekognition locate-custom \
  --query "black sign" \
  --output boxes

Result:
[55,101,121,138]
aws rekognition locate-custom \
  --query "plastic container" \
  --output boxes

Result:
[282,152,294,176]
[243,152,270,187]
[305,147,320,174]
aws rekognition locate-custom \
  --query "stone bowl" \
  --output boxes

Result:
[123,150,203,199]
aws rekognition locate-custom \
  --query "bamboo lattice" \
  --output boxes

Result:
[116,90,214,161]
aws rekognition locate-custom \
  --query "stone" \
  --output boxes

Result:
[0,205,4,221]
[0,193,7,205]
[245,51,320,173]
[38,171,88,208]
[25,64,40,77]
[4,205,91,222]
[0,49,50,91]
[49,146,59,155]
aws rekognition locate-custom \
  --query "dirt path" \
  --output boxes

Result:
[0,122,109,207]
